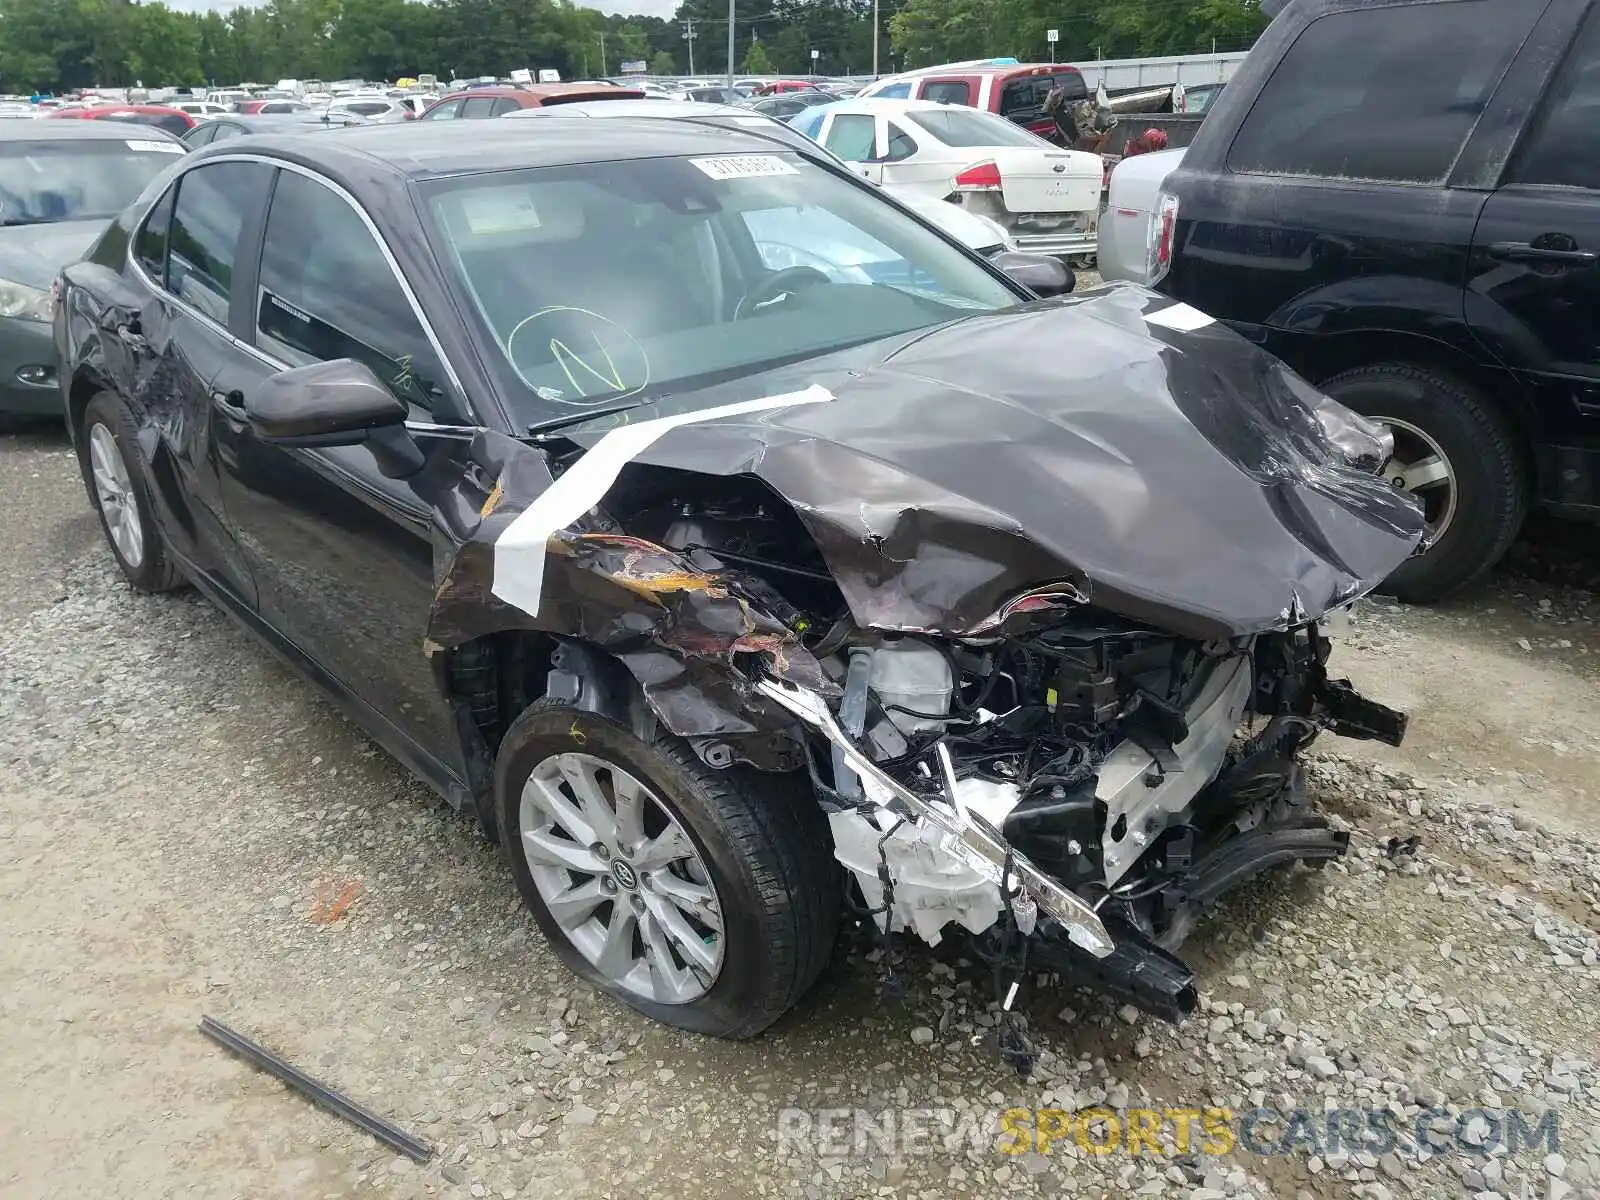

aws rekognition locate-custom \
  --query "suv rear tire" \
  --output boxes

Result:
[495,699,840,1038]
[1321,363,1525,602]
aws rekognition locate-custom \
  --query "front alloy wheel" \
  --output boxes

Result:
[496,699,840,1038]
[519,751,725,1004]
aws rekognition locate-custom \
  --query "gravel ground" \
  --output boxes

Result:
[2,428,1598,1200]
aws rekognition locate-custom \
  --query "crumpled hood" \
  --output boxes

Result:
[589,284,1425,641]
[0,219,106,288]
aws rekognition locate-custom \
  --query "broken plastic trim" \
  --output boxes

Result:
[756,675,1115,958]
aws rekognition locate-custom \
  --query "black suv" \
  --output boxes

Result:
[1155,0,1600,599]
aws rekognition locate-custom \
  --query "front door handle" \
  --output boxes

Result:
[115,323,148,352]
[1487,240,1598,266]
[212,388,246,414]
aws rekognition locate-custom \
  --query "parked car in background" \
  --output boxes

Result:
[234,98,311,115]
[182,111,367,148]
[0,101,37,120]
[0,122,184,425]
[504,100,1025,259]
[744,93,835,120]
[752,80,823,95]
[686,87,741,104]
[1098,146,1185,282]
[326,96,413,123]
[421,83,645,119]
[172,100,232,120]
[51,105,195,136]
[1157,0,1600,600]
[857,62,1089,141]
[792,98,1102,258]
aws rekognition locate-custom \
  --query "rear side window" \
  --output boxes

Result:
[255,171,447,416]
[166,162,266,323]
[885,123,917,162]
[422,98,463,120]
[922,80,972,106]
[1511,4,1600,189]
[1227,0,1537,183]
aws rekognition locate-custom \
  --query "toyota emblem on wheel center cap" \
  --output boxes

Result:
[610,859,639,890]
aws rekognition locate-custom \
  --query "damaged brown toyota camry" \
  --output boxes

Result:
[56,120,1423,1046]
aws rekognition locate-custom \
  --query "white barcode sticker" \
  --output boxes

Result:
[688,154,800,181]
[126,139,184,154]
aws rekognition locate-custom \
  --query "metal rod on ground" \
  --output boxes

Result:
[198,1015,433,1164]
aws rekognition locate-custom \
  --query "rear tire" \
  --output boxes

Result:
[78,392,185,593]
[496,699,839,1038]
[1321,363,1525,602]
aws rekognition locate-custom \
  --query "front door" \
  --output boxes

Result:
[217,165,476,782]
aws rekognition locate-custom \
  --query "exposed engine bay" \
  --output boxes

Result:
[624,487,1408,1025]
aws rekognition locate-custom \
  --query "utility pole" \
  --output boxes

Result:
[682,18,696,75]
[872,0,879,78]
[726,0,736,88]
[597,31,606,76]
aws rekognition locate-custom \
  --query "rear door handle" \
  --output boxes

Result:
[212,388,247,415]
[1487,240,1598,265]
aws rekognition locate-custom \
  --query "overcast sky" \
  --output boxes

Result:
[164,0,683,18]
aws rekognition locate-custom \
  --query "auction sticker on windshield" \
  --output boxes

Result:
[689,155,800,180]
[126,140,185,154]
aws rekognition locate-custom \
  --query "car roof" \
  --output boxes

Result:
[436,84,645,105]
[0,119,182,143]
[216,116,793,186]
[503,100,823,154]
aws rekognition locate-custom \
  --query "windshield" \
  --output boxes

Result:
[907,107,1047,148]
[0,138,183,224]
[420,152,1020,427]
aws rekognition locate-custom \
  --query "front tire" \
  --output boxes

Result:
[496,700,840,1038]
[1321,363,1526,602]
[78,392,184,593]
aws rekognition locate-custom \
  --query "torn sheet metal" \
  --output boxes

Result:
[426,409,836,747]
[543,283,1424,643]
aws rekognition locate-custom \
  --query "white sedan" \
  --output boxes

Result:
[790,98,1102,257]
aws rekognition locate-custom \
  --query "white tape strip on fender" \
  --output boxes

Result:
[1144,302,1214,332]
[491,384,834,617]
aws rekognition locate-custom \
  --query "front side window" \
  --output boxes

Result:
[166,161,267,323]
[1511,5,1600,189]
[0,137,184,227]
[824,113,877,162]
[873,82,912,100]
[134,185,176,282]
[420,153,1020,427]
[1227,0,1537,183]
[256,171,447,416]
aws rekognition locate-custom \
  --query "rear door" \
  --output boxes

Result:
[120,160,273,605]
[875,117,952,197]
[1467,0,1600,456]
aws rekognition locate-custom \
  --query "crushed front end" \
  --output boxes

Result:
[761,601,1406,1025]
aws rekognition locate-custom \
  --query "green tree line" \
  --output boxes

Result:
[0,0,1267,94]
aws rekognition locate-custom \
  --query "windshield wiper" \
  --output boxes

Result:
[527,397,661,438]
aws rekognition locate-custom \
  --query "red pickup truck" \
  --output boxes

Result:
[857,62,1089,139]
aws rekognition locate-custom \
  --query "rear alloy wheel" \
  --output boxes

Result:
[79,393,185,593]
[1321,363,1526,602]
[496,700,840,1038]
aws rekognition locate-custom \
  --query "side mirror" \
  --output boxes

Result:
[245,358,424,477]
[992,250,1076,298]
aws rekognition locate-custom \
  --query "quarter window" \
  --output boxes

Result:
[885,123,917,162]
[166,162,265,323]
[1511,6,1600,189]
[1227,0,1538,184]
[255,171,449,417]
